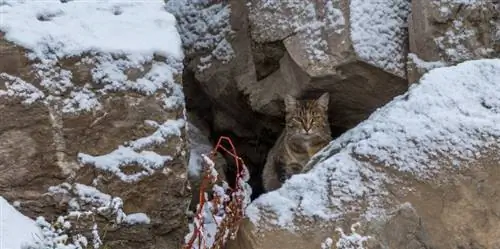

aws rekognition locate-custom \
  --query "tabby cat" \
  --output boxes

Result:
[262,93,332,192]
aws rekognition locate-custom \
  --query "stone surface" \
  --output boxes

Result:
[408,0,500,83]
[249,0,411,78]
[226,143,500,249]
[175,0,411,128]
[186,112,229,212]
[173,0,410,199]
[0,37,189,248]
[225,59,500,249]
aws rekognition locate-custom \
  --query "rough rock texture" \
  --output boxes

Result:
[225,59,500,249]
[179,0,410,123]
[0,37,189,248]
[227,156,500,249]
[408,0,500,83]
[171,0,410,197]
[186,112,229,212]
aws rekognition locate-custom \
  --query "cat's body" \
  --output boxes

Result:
[262,93,332,192]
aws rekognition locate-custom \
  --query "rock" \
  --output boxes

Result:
[225,60,500,249]
[171,0,409,199]
[408,0,500,83]
[186,113,229,212]
[172,0,411,126]
[249,0,410,78]
[0,1,189,248]
[0,37,189,248]
[245,53,409,128]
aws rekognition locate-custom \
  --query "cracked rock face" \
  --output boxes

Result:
[175,0,410,197]
[0,37,189,248]
[408,0,500,83]
[224,58,500,249]
[225,148,500,249]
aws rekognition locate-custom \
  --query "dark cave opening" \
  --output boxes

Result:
[183,67,349,200]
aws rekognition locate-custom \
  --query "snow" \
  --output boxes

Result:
[73,183,113,207]
[0,0,184,114]
[130,119,185,150]
[250,0,409,73]
[408,53,447,72]
[249,0,346,62]
[184,154,252,249]
[321,237,334,249]
[0,0,182,246]
[350,0,411,77]
[49,182,152,228]
[447,0,481,4]
[0,0,182,60]
[79,146,173,182]
[61,89,101,113]
[248,59,500,227]
[123,213,151,225]
[78,117,185,182]
[165,0,233,70]
[333,223,370,249]
[431,1,497,64]
[0,196,40,249]
[0,73,45,104]
[320,223,370,249]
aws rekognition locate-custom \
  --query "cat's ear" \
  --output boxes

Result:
[284,94,297,112]
[316,92,329,110]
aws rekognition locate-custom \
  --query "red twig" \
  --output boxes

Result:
[184,136,248,249]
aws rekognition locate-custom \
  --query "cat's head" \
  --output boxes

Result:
[284,93,331,137]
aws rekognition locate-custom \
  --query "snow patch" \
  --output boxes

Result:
[48,182,150,226]
[408,53,447,72]
[26,216,96,249]
[0,73,45,104]
[323,59,500,174]
[0,0,182,60]
[61,88,101,113]
[79,146,173,182]
[248,59,500,227]
[0,197,40,249]
[0,0,184,113]
[129,119,185,150]
[184,154,252,249]
[78,119,185,182]
[123,213,151,225]
[73,183,113,207]
[250,0,346,62]
[432,6,497,63]
[350,0,411,77]
[166,0,233,70]
[334,223,370,249]
[320,223,370,249]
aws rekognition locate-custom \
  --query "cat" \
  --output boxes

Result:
[262,92,332,192]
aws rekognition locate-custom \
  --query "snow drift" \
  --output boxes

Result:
[0,197,40,249]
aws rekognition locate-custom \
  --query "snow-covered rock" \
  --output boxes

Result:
[0,1,189,248]
[408,0,500,83]
[227,59,500,249]
[0,197,40,249]
[249,0,410,78]
[185,115,229,211]
[178,0,409,194]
